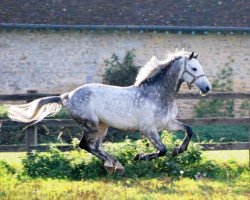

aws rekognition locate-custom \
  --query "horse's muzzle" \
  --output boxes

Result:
[200,85,211,96]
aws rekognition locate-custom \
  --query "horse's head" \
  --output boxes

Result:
[181,51,211,95]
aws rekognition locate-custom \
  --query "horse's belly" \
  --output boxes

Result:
[82,84,139,130]
[94,99,139,130]
[97,110,139,130]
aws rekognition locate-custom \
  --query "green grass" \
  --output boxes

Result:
[0,152,25,166]
[203,150,249,165]
[0,149,249,200]
[0,172,249,200]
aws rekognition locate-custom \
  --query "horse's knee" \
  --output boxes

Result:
[158,146,167,156]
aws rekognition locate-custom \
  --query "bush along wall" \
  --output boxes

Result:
[103,50,139,86]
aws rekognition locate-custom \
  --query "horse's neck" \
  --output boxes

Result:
[162,67,183,100]
[156,62,183,97]
[139,62,183,101]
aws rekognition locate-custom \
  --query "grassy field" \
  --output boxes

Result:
[204,150,249,164]
[0,150,249,200]
[0,174,249,200]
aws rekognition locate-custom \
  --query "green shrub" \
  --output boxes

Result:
[22,147,71,179]
[21,135,248,180]
[22,145,105,180]
[104,50,139,86]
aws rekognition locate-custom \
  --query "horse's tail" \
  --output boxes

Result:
[7,96,64,124]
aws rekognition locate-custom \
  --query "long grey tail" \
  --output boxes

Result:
[7,96,63,124]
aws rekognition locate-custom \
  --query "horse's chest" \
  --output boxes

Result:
[168,101,178,119]
[155,102,178,130]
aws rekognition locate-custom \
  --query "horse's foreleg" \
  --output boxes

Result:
[169,120,194,157]
[134,131,167,161]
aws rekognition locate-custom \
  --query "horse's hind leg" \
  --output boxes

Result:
[169,120,194,157]
[77,120,124,174]
[134,131,167,161]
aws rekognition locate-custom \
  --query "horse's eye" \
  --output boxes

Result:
[192,67,197,71]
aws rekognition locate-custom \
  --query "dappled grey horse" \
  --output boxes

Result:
[8,51,211,174]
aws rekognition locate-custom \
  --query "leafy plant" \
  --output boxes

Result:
[104,50,139,86]
[21,135,248,180]
[22,145,104,180]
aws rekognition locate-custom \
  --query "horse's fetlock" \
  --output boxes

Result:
[158,146,167,156]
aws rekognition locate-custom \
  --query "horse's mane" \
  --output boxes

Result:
[134,50,190,86]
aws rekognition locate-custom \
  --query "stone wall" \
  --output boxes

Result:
[0,30,249,117]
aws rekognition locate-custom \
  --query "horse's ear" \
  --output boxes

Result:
[149,56,160,66]
[193,52,199,59]
[189,51,195,59]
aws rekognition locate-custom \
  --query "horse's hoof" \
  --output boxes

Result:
[172,148,179,157]
[133,153,142,161]
[104,161,115,173]
[115,166,125,175]
[104,166,114,173]
[114,162,125,174]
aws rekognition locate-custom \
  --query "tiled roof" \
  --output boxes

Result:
[0,0,249,27]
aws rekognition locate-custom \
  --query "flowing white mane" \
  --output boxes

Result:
[134,50,190,86]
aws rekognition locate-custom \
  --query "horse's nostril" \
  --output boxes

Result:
[206,86,210,91]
